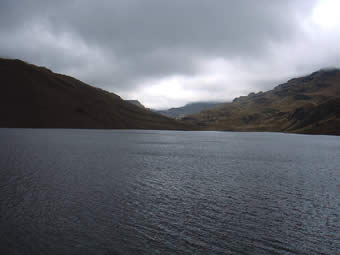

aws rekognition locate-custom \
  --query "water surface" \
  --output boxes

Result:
[0,129,339,254]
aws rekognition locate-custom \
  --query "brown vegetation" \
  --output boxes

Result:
[183,69,340,135]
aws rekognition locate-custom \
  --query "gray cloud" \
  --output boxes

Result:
[1,0,340,108]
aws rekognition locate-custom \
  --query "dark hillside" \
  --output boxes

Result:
[0,58,191,130]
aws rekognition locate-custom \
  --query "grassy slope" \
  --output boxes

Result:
[0,58,192,130]
[184,69,340,135]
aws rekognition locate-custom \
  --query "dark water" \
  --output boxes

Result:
[0,129,339,255]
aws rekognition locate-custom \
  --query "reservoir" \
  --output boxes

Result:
[0,129,339,254]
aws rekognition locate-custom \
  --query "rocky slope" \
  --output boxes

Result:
[183,69,340,135]
[0,58,191,130]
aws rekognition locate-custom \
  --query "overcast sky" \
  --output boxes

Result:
[1,0,340,109]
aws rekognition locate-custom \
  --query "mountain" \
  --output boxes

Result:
[0,58,191,130]
[125,100,146,109]
[157,102,224,119]
[2,58,338,135]
[183,69,340,135]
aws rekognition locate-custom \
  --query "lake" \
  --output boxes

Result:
[0,129,339,254]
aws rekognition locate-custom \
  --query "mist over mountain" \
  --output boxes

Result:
[1,1,340,254]
[1,58,339,135]
[157,102,224,119]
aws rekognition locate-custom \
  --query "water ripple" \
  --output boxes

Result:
[0,129,339,254]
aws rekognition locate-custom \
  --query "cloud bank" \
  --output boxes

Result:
[1,0,340,108]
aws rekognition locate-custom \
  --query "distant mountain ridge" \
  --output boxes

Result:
[0,58,191,130]
[125,100,146,109]
[157,102,224,119]
[183,68,340,135]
